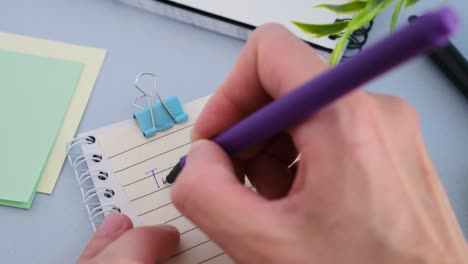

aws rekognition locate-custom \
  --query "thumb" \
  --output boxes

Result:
[172,140,272,246]
[96,224,180,263]
[78,212,133,262]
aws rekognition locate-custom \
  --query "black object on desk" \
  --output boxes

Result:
[427,41,468,99]
[410,15,468,100]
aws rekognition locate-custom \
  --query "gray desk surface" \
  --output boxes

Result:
[1,0,468,263]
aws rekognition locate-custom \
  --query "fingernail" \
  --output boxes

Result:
[96,212,126,237]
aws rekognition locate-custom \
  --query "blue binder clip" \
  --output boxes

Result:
[133,73,188,138]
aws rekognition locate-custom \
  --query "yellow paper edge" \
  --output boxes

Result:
[0,32,106,194]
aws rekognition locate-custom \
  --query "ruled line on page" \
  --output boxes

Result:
[172,240,211,258]
[136,185,255,217]
[114,142,191,173]
[107,124,194,159]
[181,226,198,236]
[197,253,225,264]
[138,201,173,216]
[122,166,174,187]
[165,214,185,224]
[129,184,172,202]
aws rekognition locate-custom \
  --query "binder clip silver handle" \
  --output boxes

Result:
[133,73,188,138]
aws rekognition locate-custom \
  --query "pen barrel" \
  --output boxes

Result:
[428,42,468,98]
[213,7,458,155]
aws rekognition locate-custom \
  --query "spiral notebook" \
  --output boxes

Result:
[68,95,243,264]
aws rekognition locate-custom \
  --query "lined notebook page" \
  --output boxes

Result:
[91,96,235,264]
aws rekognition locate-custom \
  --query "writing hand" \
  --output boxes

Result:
[172,24,467,263]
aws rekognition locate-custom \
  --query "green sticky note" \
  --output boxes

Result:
[0,50,83,208]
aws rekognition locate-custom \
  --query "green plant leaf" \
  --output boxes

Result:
[315,1,367,14]
[292,20,349,37]
[391,0,405,31]
[292,0,422,65]
[405,0,420,8]
[329,30,352,65]
[347,0,394,30]
[328,0,393,65]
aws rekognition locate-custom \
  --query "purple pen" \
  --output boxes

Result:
[165,7,459,183]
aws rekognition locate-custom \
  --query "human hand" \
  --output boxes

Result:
[78,213,179,264]
[172,24,468,263]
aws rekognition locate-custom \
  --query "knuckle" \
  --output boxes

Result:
[250,23,290,45]
[390,96,420,124]
[366,93,420,125]
[345,91,381,121]
[79,253,102,264]
[253,23,288,37]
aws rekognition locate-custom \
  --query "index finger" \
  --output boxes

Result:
[192,23,328,140]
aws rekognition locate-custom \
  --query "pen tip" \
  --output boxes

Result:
[165,161,183,184]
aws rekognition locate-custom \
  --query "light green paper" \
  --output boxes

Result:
[0,49,83,208]
[0,195,34,209]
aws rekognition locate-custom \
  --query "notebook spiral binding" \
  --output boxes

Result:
[66,135,121,231]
